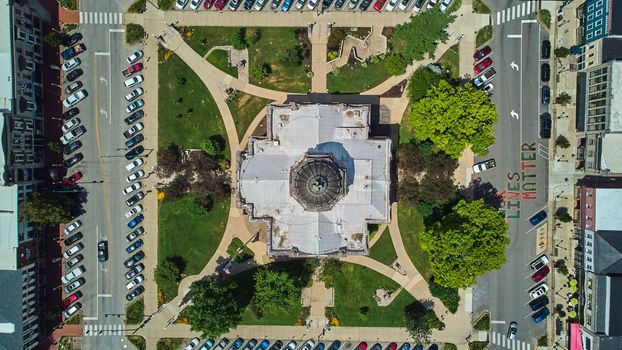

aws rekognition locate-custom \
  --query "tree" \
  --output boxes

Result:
[557,92,572,106]
[128,0,147,13]
[384,53,409,76]
[420,199,509,289]
[192,170,231,203]
[250,63,269,81]
[164,174,191,201]
[428,276,460,313]
[555,207,573,223]
[278,46,302,67]
[20,192,76,228]
[408,80,499,158]
[43,32,63,47]
[407,67,442,103]
[231,28,247,50]
[157,0,175,8]
[200,138,220,157]
[556,135,571,149]
[554,46,570,58]
[188,277,244,338]
[245,28,261,46]
[154,259,182,301]
[252,267,300,317]
[157,143,182,177]
[404,301,441,343]
[126,24,145,45]
[391,8,456,62]
[318,258,342,285]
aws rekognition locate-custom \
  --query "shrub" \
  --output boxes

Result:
[157,0,175,9]
[128,0,147,13]
[539,9,551,28]
[557,92,572,106]
[468,342,489,350]
[125,298,144,325]
[537,335,548,346]
[555,207,573,223]
[429,276,460,313]
[318,258,342,286]
[250,63,270,81]
[473,313,490,331]
[245,28,261,46]
[60,0,77,10]
[472,0,490,13]
[200,138,221,156]
[475,25,493,47]
[556,263,569,275]
[327,50,339,61]
[278,46,303,67]
[384,53,409,76]
[43,32,63,47]
[554,46,571,58]
[442,345,457,350]
[556,135,571,149]
[126,24,145,45]
[231,28,247,50]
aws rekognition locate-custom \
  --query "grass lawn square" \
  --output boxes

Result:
[226,92,272,141]
[207,49,238,78]
[158,54,229,158]
[327,60,389,94]
[184,27,237,57]
[398,203,432,281]
[437,44,460,79]
[369,230,397,266]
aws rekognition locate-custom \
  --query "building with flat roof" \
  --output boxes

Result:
[237,103,391,256]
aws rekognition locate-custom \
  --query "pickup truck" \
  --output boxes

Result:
[61,43,86,60]
[473,67,496,88]
[472,159,496,173]
[122,63,143,77]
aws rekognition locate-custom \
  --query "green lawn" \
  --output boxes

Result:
[437,44,459,79]
[397,203,432,281]
[226,237,255,263]
[329,263,415,326]
[227,92,271,141]
[476,25,493,48]
[157,338,186,350]
[128,336,146,350]
[125,298,144,325]
[158,196,230,277]
[158,54,229,158]
[399,104,417,144]
[328,59,390,93]
[369,230,397,266]
[207,49,238,78]
[184,27,237,57]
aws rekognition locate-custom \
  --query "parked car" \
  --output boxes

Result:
[62,107,80,120]
[529,295,549,311]
[124,146,144,160]
[176,0,189,9]
[190,0,204,9]
[531,307,550,323]
[373,0,386,10]
[411,0,424,12]
[529,210,547,225]
[60,125,86,145]
[268,341,283,350]
[64,220,82,235]
[541,85,550,105]
[63,302,82,319]
[473,45,492,62]
[127,170,145,183]
[125,134,145,149]
[204,0,216,8]
[384,0,398,10]
[229,0,241,10]
[126,227,145,242]
[126,192,145,206]
[127,50,144,64]
[354,343,367,350]
[124,250,145,267]
[532,265,550,282]
[472,159,496,173]
[125,263,145,280]
[62,291,82,308]
[295,0,306,9]
[334,0,344,8]
[61,265,86,284]
[123,122,145,138]
[507,321,518,339]
[64,81,83,95]
[123,182,143,195]
[126,286,145,301]
[61,43,86,60]
[426,0,436,8]
[385,343,397,350]
[66,68,83,82]
[301,342,315,350]
[63,171,83,186]
[213,338,230,350]
[63,32,83,46]
[284,341,297,350]
[61,117,81,133]
[321,0,333,9]
[281,0,293,11]
[370,344,382,350]
[124,75,144,88]
[231,338,246,350]
[64,232,83,246]
[243,339,258,350]
[541,40,551,59]
[528,283,549,299]
[63,90,88,108]
[244,0,256,10]
[125,87,145,102]
[200,339,216,350]
[473,67,496,87]
[126,158,144,172]
[482,82,494,95]
[474,57,493,74]
[65,254,84,269]
[62,57,81,72]
[125,205,143,219]
[125,110,145,125]
[307,0,319,9]
[214,0,228,10]
[438,0,451,12]
[64,277,85,294]
[128,214,144,229]
[63,140,82,155]
[397,0,410,10]
[359,0,372,10]
[63,153,84,168]
[184,338,201,350]
[255,0,268,10]
[257,340,271,350]
[397,344,409,350]
[125,274,145,290]
[539,112,552,139]
[126,98,145,113]
[98,240,108,262]
[541,63,550,82]
[529,254,550,271]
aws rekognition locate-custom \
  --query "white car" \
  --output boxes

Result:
[482,82,494,95]
[184,338,201,350]
[62,57,81,72]
[63,89,88,108]
[125,274,145,290]
[176,0,189,9]
[125,263,145,279]
[126,50,144,64]
[127,170,145,182]
[124,122,145,139]
[385,0,398,10]
[284,341,297,350]
[438,0,451,12]
[307,0,319,9]
[61,117,81,133]
[125,87,145,102]
[61,266,86,284]
[125,204,143,218]
[63,243,84,259]
[123,182,143,195]
[124,75,144,88]
[60,126,86,145]
[126,99,145,113]
[254,0,267,10]
[426,0,436,8]
[64,220,82,235]
[63,302,82,318]
[397,0,410,10]
[126,158,144,172]
[190,0,203,9]
[528,283,549,299]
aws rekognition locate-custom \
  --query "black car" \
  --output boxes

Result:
[243,0,255,9]
[125,146,144,160]
[97,240,108,262]
[541,86,550,105]
[269,341,283,350]
[62,140,83,155]
[66,68,83,82]
[126,192,145,206]
[124,110,145,125]
[63,107,80,120]
[529,295,549,311]
[541,40,550,59]
[322,0,333,8]
[63,32,83,47]
[541,63,550,82]
[126,285,145,301]
[124,251,145,267]
[539,113,552,139]
[359,0,371,10]
[326,342,340,350]
[271,0,281,8]
[64,232,83,246]
[63,153,84,168]
[125,134,144,148]
[65,81,83,95]
[334,0,344,8]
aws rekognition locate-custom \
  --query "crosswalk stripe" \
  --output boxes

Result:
[496,11,500,25]
[527,343,531,350]
[501,334,505,347]
[79,11,83,23]
[104,13,108,24]
[512,5,516,20]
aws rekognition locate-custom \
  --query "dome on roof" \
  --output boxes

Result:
[290,155,346,212]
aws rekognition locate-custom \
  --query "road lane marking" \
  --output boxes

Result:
[97,294,113,297]
[507,34,521,38]
[521,19,537,23]
[110,28,125,33]
[83,316,98,320]
[95,52,110,56]
[491,320,507,324]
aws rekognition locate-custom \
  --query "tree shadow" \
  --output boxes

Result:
[167,255,188,274]
[461,178,502,210]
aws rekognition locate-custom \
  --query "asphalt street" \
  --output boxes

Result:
[471,0,550,348]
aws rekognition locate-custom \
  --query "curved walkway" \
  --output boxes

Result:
[328,25,387,72]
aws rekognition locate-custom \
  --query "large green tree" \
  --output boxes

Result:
[407,67,443,103]
[420,199,509,289]
[408,80,498,158]
[390,8,455,62]
[252,266,300,317]
[154,259,182,301]
[20,192,75,227]
[404,301,442,343]
[187,277,244,338]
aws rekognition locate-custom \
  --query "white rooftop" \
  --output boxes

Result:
[607,61,622,132]
[237,103,391,256]
[600,134,622,173]
[595,187,622,231]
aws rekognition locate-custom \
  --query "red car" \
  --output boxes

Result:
[474,57,493,74]
[373,0,386,10]
[62,291,82,308]
[214,0,227,9]
[204,0,216,7]
[473,45,492,62]
[122,63,144,77]
[384,343,397,350]
[355,343,367,350]
[532,265,550,282]
[63,172,83,186]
